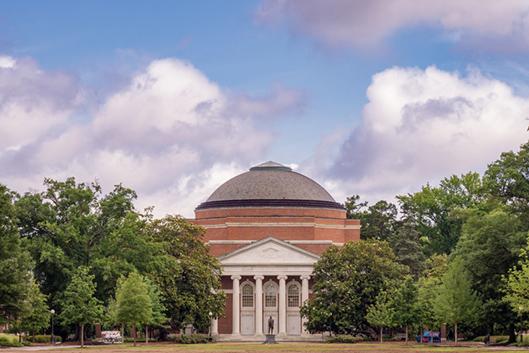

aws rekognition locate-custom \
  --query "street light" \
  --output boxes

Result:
[50,309,55,345]
[208,312,213,339]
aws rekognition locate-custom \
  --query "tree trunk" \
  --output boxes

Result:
[380,327,383,343]
[405,325,408,343]
[80,323,84,348]
[509,322,516,343]
[133,324,136,347]
[145,325,148,344]
[454,323,458,345]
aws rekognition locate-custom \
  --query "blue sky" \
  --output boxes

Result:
[2,1,529,216]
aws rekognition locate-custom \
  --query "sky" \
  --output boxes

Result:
[2,0,529,217]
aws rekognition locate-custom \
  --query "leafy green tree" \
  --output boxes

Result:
[434,259,482,343]
[147,216,225,331]
[0,184,33,324]
[391,277,419,342]
[389,222,425,278]
[115,272,152,346]
[91,212,162,303]
[302,240,406,335]
[504,245,529,315]
[345,196,399,241]
[484,141,529,224]
[144,279,166,343]
[398,172,484,255]
[60,267,103,347]
[18,279,51,337]
[453,207,526,337]
[366,289,395,342]
[416,255,447,329]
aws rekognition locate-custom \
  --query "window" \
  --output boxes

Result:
[241,284,254,307]
[287,283,300,308]
[264,283,277,308]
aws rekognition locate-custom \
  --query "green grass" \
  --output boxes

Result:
[6,342,524,353]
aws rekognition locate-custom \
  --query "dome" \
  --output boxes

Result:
[196,161,343,210]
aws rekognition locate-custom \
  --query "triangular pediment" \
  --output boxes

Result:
[219,237,319,266]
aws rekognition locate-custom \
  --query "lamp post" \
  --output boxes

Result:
[208,312,213,339]
[50,309,55,345]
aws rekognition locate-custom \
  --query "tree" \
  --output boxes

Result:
[147,216,225,331]
[504,245,529,316]
[391,277,419,342]
[434,259,482,344]
[115,272,153,346]
[416,255,447,329]
[366,289,395,342]
[452,207,526,337]
[484,141,529,224]
[60,267,103,347]
[15,179,160,304]
[388,222,425,278]
[345,196,399,241]
[0,184,33,324]
[398,172,484,255]
[302,240,406,335]
[18,280,51,337]
[144,279,166,343]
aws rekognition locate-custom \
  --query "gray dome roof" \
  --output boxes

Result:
[206,161,336,203]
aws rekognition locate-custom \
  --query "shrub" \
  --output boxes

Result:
[325,335,365,343]
[26,335,62,343]
[0,334,23,347]
[473,335,509,344]
[167,333,211,344]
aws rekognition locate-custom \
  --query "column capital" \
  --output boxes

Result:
[277,275,288,280]
[300,275,311,280]
[231,275,242,281]
[253,275,265,280]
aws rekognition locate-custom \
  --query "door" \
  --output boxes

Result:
[241,312,255,335]
[240,282,255,335]
[286,313,301,335]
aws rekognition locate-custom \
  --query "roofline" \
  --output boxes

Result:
[196,198,344,211]
[218,236,320,262]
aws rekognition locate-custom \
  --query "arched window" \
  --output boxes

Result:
[287,283,300,308]
[241,283,254,308]
[264,282,277,308]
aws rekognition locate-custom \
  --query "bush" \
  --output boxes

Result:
[26,335,62,343]
[473,335,509,344]
[167,333,211,344]
[0,333,23,347]
[325,335,365,343]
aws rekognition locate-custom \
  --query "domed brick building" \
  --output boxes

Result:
[193,161,360,340]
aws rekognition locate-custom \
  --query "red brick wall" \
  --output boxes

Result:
[219,293,232,334]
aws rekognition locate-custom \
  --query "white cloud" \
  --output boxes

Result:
[316,66,529,203]
[0,57,82,151]
[257,0,529,50]
[0,57,302,217]
[0,56,16,69]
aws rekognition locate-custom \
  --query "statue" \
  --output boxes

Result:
[267,315,274,334]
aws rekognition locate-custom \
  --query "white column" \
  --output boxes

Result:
[301,275,310,335]
[211,318,218,336]
[254,275,264,336]
[231,275,241,336]
[277,275,287,336]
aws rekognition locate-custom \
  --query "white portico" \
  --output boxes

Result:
[210,237,317,339]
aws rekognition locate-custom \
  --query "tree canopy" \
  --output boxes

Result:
[302,240,406,335]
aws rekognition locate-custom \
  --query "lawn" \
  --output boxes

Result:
[0,342,526,353]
